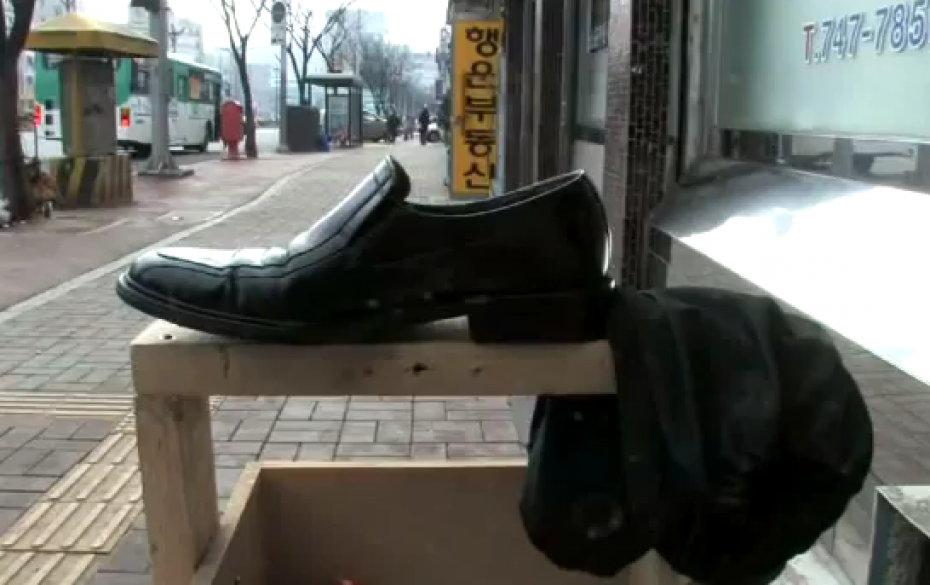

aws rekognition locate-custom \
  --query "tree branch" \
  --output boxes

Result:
[5,0,36,58]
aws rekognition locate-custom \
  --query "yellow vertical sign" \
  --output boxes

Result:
[452,19,504,197]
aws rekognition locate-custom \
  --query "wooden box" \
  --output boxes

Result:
[194,461,683,585]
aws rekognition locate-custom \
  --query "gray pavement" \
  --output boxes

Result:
[0,139,506,584]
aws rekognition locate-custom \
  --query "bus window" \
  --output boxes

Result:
[189,75,201,101]
[130,59,151,94]
[177,75,188,100]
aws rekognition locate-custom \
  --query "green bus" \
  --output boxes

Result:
[34,53,223,155]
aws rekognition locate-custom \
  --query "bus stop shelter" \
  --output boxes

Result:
[306,73,364,148]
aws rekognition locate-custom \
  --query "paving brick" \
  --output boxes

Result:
[413,401,446,421]
[88,571,152,585]
[412,443,448,460]
[296,443,336,460]
[481,421,520,442]
[215,453,258,468]
[336,443,411,457]
[447,443,525,459]
[446,409,513,421]
[231,420,274,442]
[213,441,263,456]
[26,449,86,477]
[311,403,347,420]
[0,448,49,475]
[0,475,58,491]
[413,421,484,443]
[340,421,376,443]
[376,421,412,443]
[269,430,339,443]
[0,428,42,449]
[26,438,99,451]
[259,443,299,461]
[74,420,118,441]
[0,508,23,533]
[97,529,150,574]
[0,491,41,508]
[39,419,84,440]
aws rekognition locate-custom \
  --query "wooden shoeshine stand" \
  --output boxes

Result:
[130,319,686,585]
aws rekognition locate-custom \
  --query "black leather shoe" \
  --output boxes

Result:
[116,156,612,343]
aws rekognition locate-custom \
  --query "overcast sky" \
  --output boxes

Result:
[82,0,448,60]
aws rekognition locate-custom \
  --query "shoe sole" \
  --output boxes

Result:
[116,273,611,344]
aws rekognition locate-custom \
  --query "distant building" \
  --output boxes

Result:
[10,0,86,116]
[408,51,440,94]
[128,8,204,62]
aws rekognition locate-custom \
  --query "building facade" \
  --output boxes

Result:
[444,0,930,583]
[9,0,85,117]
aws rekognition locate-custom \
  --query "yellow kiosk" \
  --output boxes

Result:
[26,14,157,208]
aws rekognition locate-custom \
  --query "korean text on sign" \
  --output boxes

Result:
[452,20,504,197]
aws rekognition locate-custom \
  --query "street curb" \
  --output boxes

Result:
[0,153,347,325]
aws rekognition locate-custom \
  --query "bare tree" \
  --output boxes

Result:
[0,0,37,221]
[314,6,351,73]
[211,0,267,158]
[278,1,351,104]
[357,35,412,115]
[59,0,77,11]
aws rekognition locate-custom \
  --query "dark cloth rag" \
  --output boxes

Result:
[520,287,873,584]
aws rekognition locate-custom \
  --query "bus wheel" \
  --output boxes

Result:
[197,124,212,153]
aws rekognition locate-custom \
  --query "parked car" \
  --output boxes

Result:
[426,121,442,143]
[362,111,388,142]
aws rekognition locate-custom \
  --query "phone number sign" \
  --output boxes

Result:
[716,0,930,141]
[804,1,929,62]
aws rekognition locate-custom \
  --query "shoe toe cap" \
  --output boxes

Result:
[125,248,231,308]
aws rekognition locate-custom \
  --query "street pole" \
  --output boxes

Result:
[277,41,288,152]
[140,0,192,177]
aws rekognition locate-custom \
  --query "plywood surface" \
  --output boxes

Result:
[131,320,614,397]
[195,462,686,585]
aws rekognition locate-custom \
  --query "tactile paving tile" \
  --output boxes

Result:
[0,392,132,418]
[0,500,140,553]
[83,434,138,466]
[0,551,95,585]
[44,464,141,505]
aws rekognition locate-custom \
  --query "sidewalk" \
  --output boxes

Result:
[0,141,522,584]
[0,151,338,312]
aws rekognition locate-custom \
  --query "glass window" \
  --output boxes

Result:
[588,0,608,52]
[573,0,608,133]
[708,0,930,195]
[189,74,202,101]
[130,59,151,94]
[177,75,188,100]
[716,0,930,142]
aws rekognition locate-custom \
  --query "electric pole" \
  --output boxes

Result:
[131,0,192,177]
[270,0,288,153]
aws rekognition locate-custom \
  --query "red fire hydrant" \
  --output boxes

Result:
[221,100,244,160]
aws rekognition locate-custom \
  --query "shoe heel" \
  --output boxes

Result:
[467,289,610,344]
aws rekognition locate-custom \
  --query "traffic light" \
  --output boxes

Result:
[129,0,160,13]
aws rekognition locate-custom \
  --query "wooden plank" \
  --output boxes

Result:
[134,395,219,585]
[131,319,614,398]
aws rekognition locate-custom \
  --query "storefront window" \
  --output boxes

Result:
[717,0,930,140]
[710,0,930,193]
[573,0,608,139]
[588,0,608,52]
